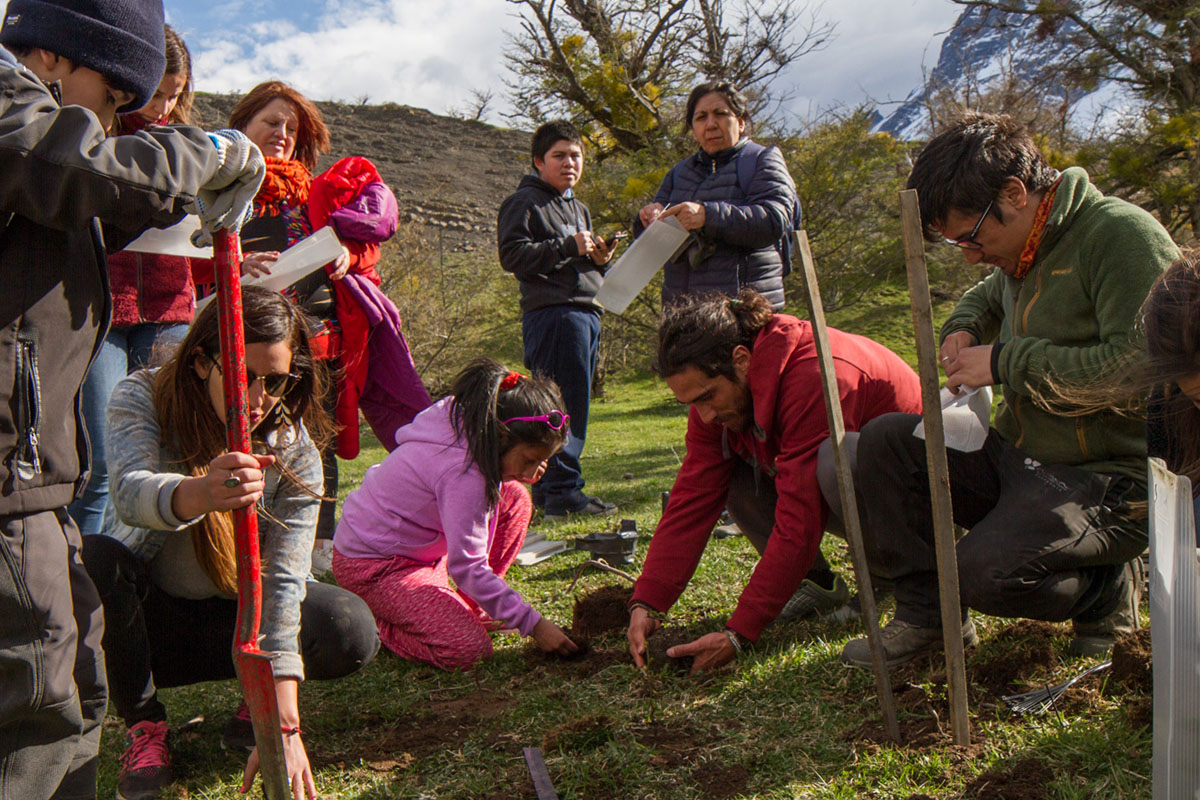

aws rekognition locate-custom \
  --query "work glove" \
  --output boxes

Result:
[189,130,266,246]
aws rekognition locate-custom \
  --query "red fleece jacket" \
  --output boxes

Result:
[631,315,923,641]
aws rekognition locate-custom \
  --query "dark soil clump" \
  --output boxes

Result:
[690,761,750,799]
[962,757,1053,799]
[969,621,1059,695]
[1110,628,1152,694]
[521,629,630,678]
[572,585,634,639]
[645,627,700,675]
[1126,695,1153,728]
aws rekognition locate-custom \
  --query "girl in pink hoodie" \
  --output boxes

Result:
[333,358,580,670]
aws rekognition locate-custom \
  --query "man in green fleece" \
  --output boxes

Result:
[841,112,1179,668]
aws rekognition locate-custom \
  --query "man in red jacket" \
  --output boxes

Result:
[626,291,922,673]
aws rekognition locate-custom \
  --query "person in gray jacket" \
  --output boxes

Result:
[0,2,264,798]
[82,287,378,800]
[635,82,799,309]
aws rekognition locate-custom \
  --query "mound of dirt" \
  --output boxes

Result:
[572,585,634,639]
[521,629,630,678]
[690,761,750,799]
[1110,628,1152,694]
[1125,695,1153,729]
[962,757,1053,800]
[969,621,1060,695]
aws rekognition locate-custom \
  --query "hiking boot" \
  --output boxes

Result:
[825,576,895,624]
[220,701,256,752]
[1069,558,1143,657]
[117,720,171,800]
[840,616,978,669]
[544,496,617,521]
[778,575,850,621]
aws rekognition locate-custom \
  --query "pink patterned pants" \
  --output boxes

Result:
[332,480,532,671]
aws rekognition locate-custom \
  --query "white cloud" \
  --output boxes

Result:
[190,0,517,115]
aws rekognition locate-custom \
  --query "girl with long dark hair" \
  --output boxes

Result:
[333,358,580,670]
[82,286,378,800]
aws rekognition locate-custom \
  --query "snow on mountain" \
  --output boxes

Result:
[872,6,1138,141]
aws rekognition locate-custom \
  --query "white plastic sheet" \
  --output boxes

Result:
[194,227,344,313]
[1147,458,1200,800]
[913,386,992,452]
[594,217,689,314]
[123,215,212,258]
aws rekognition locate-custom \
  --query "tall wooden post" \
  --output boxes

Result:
[898,190,971,746]
[795,231,901,744]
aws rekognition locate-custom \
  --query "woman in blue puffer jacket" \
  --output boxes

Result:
[635,82,799,309]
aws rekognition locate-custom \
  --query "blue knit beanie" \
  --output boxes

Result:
[0,0,166,112]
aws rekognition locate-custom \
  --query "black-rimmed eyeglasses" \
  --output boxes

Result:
[943,200,994,250]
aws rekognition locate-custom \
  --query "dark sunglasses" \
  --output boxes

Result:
[501,410,570,430]
[943,199,994,250]
[206,354,299,398]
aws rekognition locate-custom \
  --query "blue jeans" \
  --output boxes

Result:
[521,305,601,513]
[69,323,189,535]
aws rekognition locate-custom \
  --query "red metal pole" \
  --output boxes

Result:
[212,228,291,798]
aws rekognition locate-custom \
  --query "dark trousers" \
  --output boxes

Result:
[856,413,1146,628]
[0,509,106,800]
[81,535,380,725]
[522,305,601,512]
[724,458,833,577]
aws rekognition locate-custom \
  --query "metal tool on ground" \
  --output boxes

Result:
[523,747,559,800]
[795,230,901,745]
[213,228,291,798]
[1002,661,1111,715]
[899,190,972,746]
[574,519,638,565]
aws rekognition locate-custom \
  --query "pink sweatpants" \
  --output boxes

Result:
[332,480,533,671]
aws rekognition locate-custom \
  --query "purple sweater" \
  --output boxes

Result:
[334,398,541,636]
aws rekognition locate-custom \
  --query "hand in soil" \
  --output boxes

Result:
[627,606,663,668]
[668,631,735,676]
[532,618,579,657]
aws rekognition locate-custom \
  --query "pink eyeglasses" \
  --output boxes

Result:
[501,410,570,430]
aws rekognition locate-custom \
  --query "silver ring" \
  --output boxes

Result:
[223,475,241,489]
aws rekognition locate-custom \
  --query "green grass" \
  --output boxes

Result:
[96,289,1152,799]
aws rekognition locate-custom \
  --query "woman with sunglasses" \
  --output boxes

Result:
[81,286,379,800]
[333,358,579,670]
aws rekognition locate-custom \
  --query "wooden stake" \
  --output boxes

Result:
[795,231,901,745]
[898,189,971,746]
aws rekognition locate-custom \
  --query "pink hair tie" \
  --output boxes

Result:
[500,370,525,391]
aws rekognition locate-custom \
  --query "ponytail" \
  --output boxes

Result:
[655,289,774,380]
[449,358,568,507]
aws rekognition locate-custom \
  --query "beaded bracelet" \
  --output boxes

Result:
[723,628,746,657]
[282,725,302,737]
[628,600,666,620]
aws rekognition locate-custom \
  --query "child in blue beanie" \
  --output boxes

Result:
[0,3,266,799]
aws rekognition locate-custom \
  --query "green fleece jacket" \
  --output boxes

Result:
[939,167,1178,487]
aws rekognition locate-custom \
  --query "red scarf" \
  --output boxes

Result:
[256,158,312,216]
[1013,176,1062,279]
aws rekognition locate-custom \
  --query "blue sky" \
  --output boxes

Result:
[9,0,965,124]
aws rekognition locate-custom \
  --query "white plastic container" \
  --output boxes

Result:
[1147,458,1200,800]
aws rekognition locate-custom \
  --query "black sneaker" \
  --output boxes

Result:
[220,701,256,751]
[117,720,171,800]
[544,496,617,521]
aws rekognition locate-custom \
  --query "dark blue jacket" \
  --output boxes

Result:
[638,139,796,309]
[497,174,605,314]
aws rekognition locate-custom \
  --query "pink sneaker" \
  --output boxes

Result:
[117,720,171,800]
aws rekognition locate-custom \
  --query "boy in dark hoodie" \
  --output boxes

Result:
[497,120,617,519]
[0,2,264,797]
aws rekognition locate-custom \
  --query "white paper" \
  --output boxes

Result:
[123,215,212,258]
[594,216,689,314]
[914,386,992,452]
[194,227,344,313]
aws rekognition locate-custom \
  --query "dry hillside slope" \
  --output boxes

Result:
[193,93,532,248]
